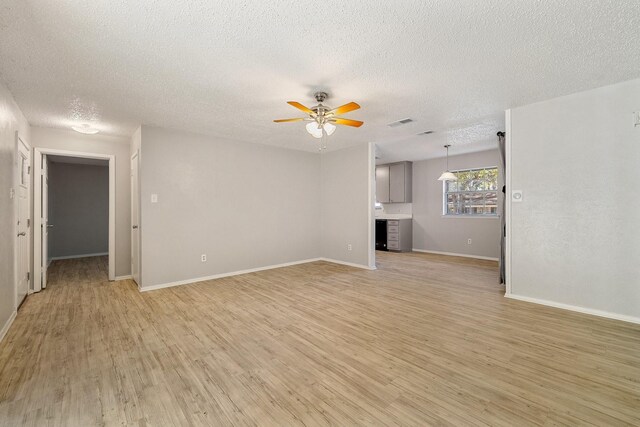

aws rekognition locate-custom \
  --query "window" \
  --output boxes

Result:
[20,155,29,186]
[444,167,498,216]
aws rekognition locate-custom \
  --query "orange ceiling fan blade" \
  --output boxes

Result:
[287,101,314,115]
[273,118,306,123]
[333,118,364,127]
[328,102,360,115]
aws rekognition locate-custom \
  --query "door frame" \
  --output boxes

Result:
[130,150,141,286]
[33,148,116,291]
[504,109,512,296]
[14,133,31,307]
[367,142,376,269]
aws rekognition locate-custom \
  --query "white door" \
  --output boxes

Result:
[16,139,30,307]
[41,155,49,288]
[131,151,140,285]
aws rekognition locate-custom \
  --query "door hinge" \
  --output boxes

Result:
[27,218,30,228]
[27,272,30,281]
[28,166,31,175]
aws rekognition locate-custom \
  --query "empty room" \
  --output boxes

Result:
[1,1,639,426]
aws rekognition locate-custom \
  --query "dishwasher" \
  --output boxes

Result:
[375,219,388,251]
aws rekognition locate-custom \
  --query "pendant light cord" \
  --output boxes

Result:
[446,145,449,170]
[445,144,451,171]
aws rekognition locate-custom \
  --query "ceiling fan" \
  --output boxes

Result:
[274,92,363,138]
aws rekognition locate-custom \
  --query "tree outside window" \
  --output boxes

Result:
[444,167,498,216]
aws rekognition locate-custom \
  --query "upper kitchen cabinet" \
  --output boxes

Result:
[376,161,412,203]
[375,165,390,203]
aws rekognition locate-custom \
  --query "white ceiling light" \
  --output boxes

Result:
[305,121,318,134]
[437,144,458,181]
[305,122,323,138]
[305,121,336,138]
[323,122,336,136]
[71,124,99,135]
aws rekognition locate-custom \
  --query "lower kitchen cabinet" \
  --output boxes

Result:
[387,219,412,252]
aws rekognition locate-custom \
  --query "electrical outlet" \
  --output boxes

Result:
[347,244,352,251]
[467,238,472,245]
[201,254,207,262]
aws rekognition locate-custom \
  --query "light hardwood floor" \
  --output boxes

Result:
[1,253,639,426]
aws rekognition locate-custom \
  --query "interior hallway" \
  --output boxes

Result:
[46,255,109,285]
[0,253,639,426]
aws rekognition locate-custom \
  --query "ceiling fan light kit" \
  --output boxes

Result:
[274,91,363,146]
[305,122,323,138]
[323,122,336,136]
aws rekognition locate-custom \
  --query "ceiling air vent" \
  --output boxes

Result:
[387,118,414,127]
[417,130,434,135]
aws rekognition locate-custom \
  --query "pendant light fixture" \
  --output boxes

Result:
[437,144,458,181]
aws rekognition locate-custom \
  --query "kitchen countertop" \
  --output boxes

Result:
[375,214,413,220]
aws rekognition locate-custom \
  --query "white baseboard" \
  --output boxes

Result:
[140,258,324,292]
[139,257,378,292]
[412,248,498,262]
[50,252,108,261]
[319,258,376,270]
[0,310,17,344]
[115,275,133,281]
[506,293,640,325]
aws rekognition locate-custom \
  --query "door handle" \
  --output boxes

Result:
[17,232,26,237]
[46,224,54,228]
[132,225,138,229]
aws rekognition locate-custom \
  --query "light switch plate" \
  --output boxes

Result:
[151,194,158,203]
[512,190,523,202]
[634,112,640,127]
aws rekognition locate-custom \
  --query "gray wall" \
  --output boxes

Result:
[0,80,30,337]
[31,127,132,278]
[48,162,109,259]
[321,143,375,268]
[509,78,640,321]
[413,149,501,259]
[138,125,322,288]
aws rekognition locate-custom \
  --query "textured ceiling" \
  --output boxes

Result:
[1,1,639,161]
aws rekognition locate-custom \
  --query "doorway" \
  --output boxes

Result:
[15,135,31,308]
[48,156,110,283]
[33,149,115,292]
